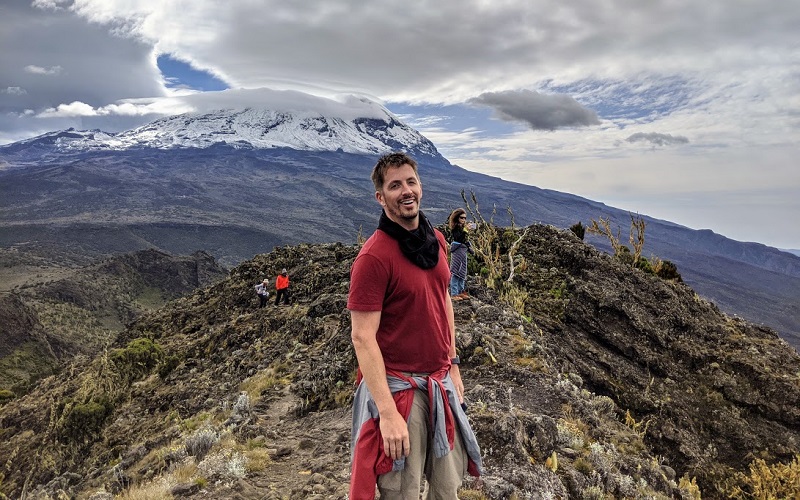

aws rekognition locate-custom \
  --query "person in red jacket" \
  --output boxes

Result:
[274,268,290,305]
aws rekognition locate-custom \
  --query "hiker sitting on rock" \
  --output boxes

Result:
[448,208,474,301]
[254,279,270,308]
[274,268,290,305]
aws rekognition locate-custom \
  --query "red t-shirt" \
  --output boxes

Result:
[348,229,451,373]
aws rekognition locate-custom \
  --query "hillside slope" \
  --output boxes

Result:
[1,224,798,499]
[0,249,227,392]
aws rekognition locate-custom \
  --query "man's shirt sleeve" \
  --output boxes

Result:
[348,253,388,312]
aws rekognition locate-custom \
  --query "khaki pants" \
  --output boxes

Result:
[377,389,467,499]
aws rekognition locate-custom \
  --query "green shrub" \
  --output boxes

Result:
[501,229,518,251]
[655,260,682,282]
[0,389,14,403]
[570,221,586,240]
[158,354,181,379]
[574,456,594,475]
[635,256,654,274]
[61,397,114,442]
[111,337,164,381]
[467,254,482,276]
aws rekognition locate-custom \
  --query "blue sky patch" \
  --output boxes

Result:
[157,54,229,92]
[543,76,695,122]
[387,102,524,136]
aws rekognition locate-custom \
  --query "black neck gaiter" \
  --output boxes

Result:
[377,210,440,269]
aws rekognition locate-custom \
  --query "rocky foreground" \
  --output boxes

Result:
[1,224,799,499]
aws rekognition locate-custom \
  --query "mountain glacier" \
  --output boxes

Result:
[1,107,441,158]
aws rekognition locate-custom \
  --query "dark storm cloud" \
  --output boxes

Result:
[469,90,600,131]
[627,132,689,146]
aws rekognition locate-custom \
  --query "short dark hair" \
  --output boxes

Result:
[371,152,418,191]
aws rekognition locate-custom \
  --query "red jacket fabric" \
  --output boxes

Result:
[349,369,482,499]
[275,274,289,290]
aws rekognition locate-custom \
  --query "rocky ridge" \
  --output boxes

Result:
[0,224,799,499]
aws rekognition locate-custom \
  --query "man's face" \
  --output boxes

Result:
[376,163,422,230]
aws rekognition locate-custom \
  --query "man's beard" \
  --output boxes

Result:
[394,197,419,220]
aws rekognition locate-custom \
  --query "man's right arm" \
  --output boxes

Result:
[351,309,410,461]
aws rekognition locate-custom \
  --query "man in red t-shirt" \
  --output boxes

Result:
[348,152,481,498]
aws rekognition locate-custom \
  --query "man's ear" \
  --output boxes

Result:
[375,190,385,207]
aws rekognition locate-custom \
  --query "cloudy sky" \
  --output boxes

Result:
[1,0,798,250]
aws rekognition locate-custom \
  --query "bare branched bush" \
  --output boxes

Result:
[587,216,624,256]
[460,190,530,314]
[461,190,502,289]
[588,213,646,267]
[356,225,366,246]
[587,213,682,281]
[629,213,646,264]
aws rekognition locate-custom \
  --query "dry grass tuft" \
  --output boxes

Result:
[239,368,291,401]
[726,454,800,499]
[115,478,174,500]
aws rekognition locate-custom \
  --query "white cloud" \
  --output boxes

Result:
[1,0,166,118]
[626,132,689,147]
[38,100,96,117]
[30,0,70,10]
[24,0,795,103]
[24,64,63,75]
[31,88,388,122]
[2,87,27,95]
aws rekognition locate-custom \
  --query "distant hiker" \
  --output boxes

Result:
[448,208,474,301]
[348,152,482,499]
[254,279,270,308]
[274,268,290,305]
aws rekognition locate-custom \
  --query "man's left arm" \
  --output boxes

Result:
[446,295,464,403]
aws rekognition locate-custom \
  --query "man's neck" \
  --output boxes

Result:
[387,213,419,231]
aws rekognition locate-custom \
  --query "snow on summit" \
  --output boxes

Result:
[113,107,436,155]
[4,91,440,157]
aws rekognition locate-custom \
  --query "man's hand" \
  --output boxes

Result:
[450,364,464,404]
[380,409,410,460]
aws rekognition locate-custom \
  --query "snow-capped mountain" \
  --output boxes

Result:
[1,107,441,158]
